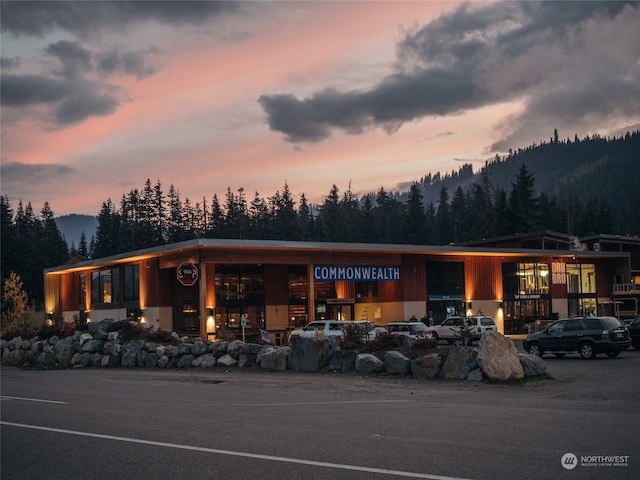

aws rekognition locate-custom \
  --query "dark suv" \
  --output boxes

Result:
[523,316,631,359]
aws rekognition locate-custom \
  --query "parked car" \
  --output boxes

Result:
[627,315,640,350]
[383,321,432,340]
[427,316,496,344]
[288,320,376,342]
[523,316,631,359]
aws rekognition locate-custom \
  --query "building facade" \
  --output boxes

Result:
[44,239,632,341]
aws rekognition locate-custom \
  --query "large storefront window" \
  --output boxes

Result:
[502,262,552,334]
[426,261,465,325]
[123,265,139,302]
[288,266,308,327]
[91,269,113,305]
[567,263,597,316]
[215,265,265,329]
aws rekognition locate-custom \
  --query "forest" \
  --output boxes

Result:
[2,130,639,307]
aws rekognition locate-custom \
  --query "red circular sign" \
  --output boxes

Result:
[177,262,198,286]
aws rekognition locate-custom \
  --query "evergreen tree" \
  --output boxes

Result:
[404,182,427,244]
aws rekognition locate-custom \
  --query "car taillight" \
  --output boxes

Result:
[602,330,609,341]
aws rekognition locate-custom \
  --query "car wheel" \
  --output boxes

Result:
[553,353,566,358]
[633,341,640,350]
[527,343,543,357]
[606,350,620,358]
[431,332,439,342]
[579,342,596,359]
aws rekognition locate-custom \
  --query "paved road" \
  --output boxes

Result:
[2,346,639,480]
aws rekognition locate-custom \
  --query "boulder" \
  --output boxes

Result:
[257,347,289,371]
[177,354,195,368]
[440,344,477,379]
[81,339,104,353]
[192,353,216,368]
[476,332,524,381]
[327,350,358,371]
[157,354,170,368]
[411,354,442,379]
[212,341,229,357]
[217,354,238,367]
[178,343,194,356]
[519,353,547,377]
[121,340,145,367]
[54,337,75,367]
[191,341,207,356]
[288,336,339,372]
[227,340,247,359]
[384,351,411,375]
[355,353,385,374]
[467,368,484,382]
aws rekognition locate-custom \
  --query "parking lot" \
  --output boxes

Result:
[1,343,638,480]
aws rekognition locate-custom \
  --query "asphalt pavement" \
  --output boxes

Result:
[1,344,639,480]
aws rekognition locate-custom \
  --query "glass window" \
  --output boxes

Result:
[503,262,550,295]
[91,269,114,304]
[79,273,86,306]
[426,261,465,297]
[215,265,264,305]
[567,264,596,294]
[123,265,139,302]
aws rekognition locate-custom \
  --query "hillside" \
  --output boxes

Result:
[55,214,98,248]
[406,130,640,215]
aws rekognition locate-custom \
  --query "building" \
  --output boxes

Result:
[463,231,640,321]
[44,238,632,341]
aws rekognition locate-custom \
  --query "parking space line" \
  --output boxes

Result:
[0,396,67,404]
[1,421,474,480]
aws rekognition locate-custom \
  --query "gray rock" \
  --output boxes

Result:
[178,343,194,356]
[519,353,547,376]
[384,351,411,375]
[467,368,484,382]
[244,343,265,356]
[157,354,170,368]
[54,337,75,367]
[476,332,524,381]
[288,336,340,372]
[440,344,477,379]
[79,333,93,345]
[177,354,194,368]
[227,340,247,359]
[144,353,159,368]
[327,350,358,372]
[192,353,216,368]
[191,341,206,355]
[217,354,238,367]
[355,353,385,374]
[156,345,165,357]
[257,347,289,371]
[48,336,60,345]
[121,340,145,367]
[81,339,104,353]
[411,354,442,378]
[213,341,229,357]
[164,345,179,357]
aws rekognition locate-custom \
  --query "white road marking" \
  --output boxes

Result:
[238,399,413,406]
[1,421,474,480]
[0,396,67,404]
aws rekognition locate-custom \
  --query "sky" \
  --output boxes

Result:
[1,1,639,217]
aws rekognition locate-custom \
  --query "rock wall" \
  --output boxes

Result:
[1,321,546,382]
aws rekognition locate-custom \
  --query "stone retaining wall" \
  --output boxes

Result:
[0,321,547,381]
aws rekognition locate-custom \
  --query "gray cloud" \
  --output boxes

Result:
[1,0,241,38]
[95,49,158,80]
[260,1,640,149]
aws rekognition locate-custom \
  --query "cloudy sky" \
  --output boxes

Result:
[2,1,639,216]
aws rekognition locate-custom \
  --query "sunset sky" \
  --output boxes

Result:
[2,1,639,216]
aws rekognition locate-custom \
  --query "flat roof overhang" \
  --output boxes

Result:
[44,238,631,276]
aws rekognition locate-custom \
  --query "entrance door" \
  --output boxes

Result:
[329,304,353,321]
[172,274,200,334]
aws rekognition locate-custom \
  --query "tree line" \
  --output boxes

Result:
[2,133,636,309]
